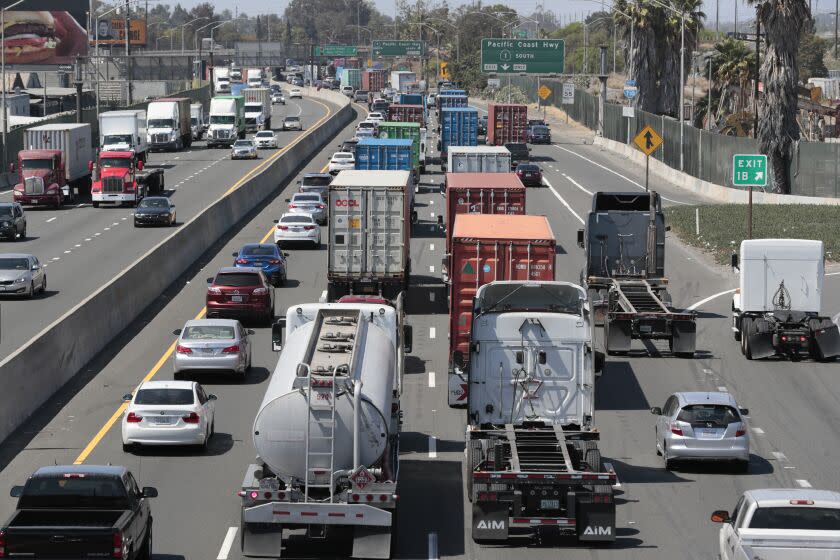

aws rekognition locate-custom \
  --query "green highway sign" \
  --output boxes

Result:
[515,30,528,38]
[314,45,357,56]
[732,154,768,187]
[480,38,565,75]
[373,40,424,57]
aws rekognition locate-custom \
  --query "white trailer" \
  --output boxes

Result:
[190,103,205,140]
[99,110,148,161]
[24,123,93,184]
[243,88,271,132]
[215,67,231,93]
[389,71,416,93]
[239,299,412,558]
[246,68,264,87]
[732,239,840,360]
[447,145,512,174]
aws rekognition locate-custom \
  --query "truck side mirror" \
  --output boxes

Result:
[9,162,16,173]
[710,510,730,523]
[10,485,23,498]
[594,351,605,373]
[272,318,286,352]
[403,324,413,354]
[437,215,443,228]
[577,229,585,248]
[731,253,739,269]
[172,329,182,336]
[88,160,94,172]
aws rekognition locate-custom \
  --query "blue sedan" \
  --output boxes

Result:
[232,243,288,287]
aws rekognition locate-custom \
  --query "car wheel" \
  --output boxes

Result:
[20,224,25,240]
[92,202,100,208]
[170,212,176,226]
[40,275,47,294]
[28,281,35,299]
[138,524,152,560]
[655,429,661,456]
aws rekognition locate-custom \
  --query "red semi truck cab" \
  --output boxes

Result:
[12,150,69,208]
[90,150,163,207]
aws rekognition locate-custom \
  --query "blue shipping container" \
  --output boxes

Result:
[231,84,246,96]
[355,138,414,171]
[439,94,468,109]
[399,93,424,106]
[440,106,478,155]
[438,89,466,97]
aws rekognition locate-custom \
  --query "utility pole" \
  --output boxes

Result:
[125,0,132,104]
[74,57,83,123]
[754,9,760,139]
[598,46,608,137]
[836,0,839,58]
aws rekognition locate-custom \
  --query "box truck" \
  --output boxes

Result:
[99,109,148,162]
[243,88,271,132]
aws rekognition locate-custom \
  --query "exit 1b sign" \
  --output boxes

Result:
[732,154,767,187]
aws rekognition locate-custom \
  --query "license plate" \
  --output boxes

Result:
[639,325,652,332]
[31,200,38,205]
[200,348,215,355]
[696,429,719,439]
[541,499,560,509]
[292,227,302,232]
[231,295,243,302]
[152,416,174,425]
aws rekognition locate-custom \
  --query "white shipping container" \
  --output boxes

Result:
[390,71,417,92]
[739,239,824,314]
[448,145,512,173]
[24,123,93,182]
[99,110,147,155]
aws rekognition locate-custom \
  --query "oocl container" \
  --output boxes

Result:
[487,103,528,145]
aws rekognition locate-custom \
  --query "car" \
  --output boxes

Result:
[292,78,304,87]
[206,267,275,325]
[356,120,377,134]
[505,142,531,167]
[650,391,750,471]
[354,127,375,139]
[341,85,354,97]
[233,242,288,286]
[298,172,332,199]
[515,163,543,187]
[133,196,176,227]
[269,84,281,93]
[231,139,258,160]
[339,138,359,155]
[328,151,356,175]
[121,380,217,450]
[527,124,552,144]
[255,130,279,149]
[0,253,45,297]
[287,192,327,224]
[427,93,437,105]
[0,202,26,241]
[274,212,321,248]
[283,116,303,131]
[271,92,285,105]
[289,88,303,99]
[371,99,389,114]
[366,112,385,123]
[528,119,547,127]
[173,319,253,377]
[353,89,369,103]
[478,115,488,136]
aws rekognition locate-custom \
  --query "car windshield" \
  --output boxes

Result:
[303,175,331,187]
[0,207,14,218]
[0,258,29,270]
[104,134,133,144]
[333,153,352,159]
[134,388,195,405]
[256,132,274,137]
[517,165,539,172]
[749,507,840,530]
[285,117,300,122]
[183,325,236,340]
[358,122,374,128]
[677,404,740,426]
[532,126,549,133]
[214,272,262,287]
[20,159,52,170]
[241,245,277,256]
[295,195,320,202]
[210,115,236,124]
[148,119,174,128]
[19,477,129,510]
[475,283,582,315]
[234,141,253,147]
[138,198,168,208]
[281,215,313,224]
[99,157,131,168]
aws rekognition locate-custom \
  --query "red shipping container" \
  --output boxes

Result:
[444,172,526,252]
[362,69,387,92]
[387,104,424,124]
[448,214,556,363]
[487,103,528,145]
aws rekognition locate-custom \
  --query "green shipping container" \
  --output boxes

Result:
[377,121,420,171]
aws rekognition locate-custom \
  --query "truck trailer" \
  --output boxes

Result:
[99,110,148,161]
[446,146,512,175]
[243,88,272,132]
[486,103,528,145]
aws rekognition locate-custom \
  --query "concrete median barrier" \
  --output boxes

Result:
[0,100,354,445]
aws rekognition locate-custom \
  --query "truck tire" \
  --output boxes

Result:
[465,439,483,502]
[744,318,757,360]
[584,448,603,473]
[740,317,752,356]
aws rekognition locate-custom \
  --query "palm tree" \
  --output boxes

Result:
[746,0,811,194]
[707,37,754,119]
[615,0,661,113]
[659,0,705,117]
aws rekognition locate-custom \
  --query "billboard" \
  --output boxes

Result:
[1,0,88,65]
[90,19,147,46]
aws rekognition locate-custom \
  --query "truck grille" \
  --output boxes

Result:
[152,133,169,144]
[24,177,44,195]
[213,129,230,140]
[102,176,124,193]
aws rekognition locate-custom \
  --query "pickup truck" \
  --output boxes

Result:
[1,465,157,559]
[712,488,840,559]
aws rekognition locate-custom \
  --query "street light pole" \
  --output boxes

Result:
[679,11,684,171]
[2,0,27,174]
[182,16,208,54]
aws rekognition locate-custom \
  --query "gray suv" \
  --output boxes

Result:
[0,203,26,241]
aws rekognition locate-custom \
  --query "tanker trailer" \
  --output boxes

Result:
[239,297,412,559]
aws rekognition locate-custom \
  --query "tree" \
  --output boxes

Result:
[659,0,705,117]
[708,37,754,117]
[615,0,662,113]
[747,0,811,194]
[799,32,828,81]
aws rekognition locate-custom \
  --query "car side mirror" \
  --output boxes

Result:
[285,198,290,202]
[122,393,133,402]
[137,160,144,171]
[169,204,174,208]
[31,264,39,271]
[247,329,255,335]
[739,408,750,416]
[297,180,302,185]
[594,351,605,373]
[142,487,158,498]
[577,229,585,248]
[665,225,671,231]
[710,510,730,523]
[650,407,662,415]
[206,277,214,284]
[272,318,286,352]
[731,253,739,269]
[208,394,218,400]
[172,329,182,336]
[10,485,23,498]
[403,324,413,354]
[273,219,279,223]
[283,252,290,257]
[232,252,239,257]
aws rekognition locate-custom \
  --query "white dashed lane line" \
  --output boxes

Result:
[796,480,813,488]
[45,217,56,223]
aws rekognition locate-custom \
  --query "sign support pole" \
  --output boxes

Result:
[748,186,753,239]
[645,154,650,192]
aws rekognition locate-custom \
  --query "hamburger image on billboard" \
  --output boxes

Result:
[2,5,88,65]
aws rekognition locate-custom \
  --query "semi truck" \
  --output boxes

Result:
[90,150,164,207]
[447,214,556,406]
[215,67,231,94]
[12,123,93,206]
[440,107,479,169]
[146,97,192,151]
[246,67,264,87]
[486,103,528,145]
[327,170,412,301]
[577,191,696,357]
[446,146,512,175]
[377,122,422,173]
[362,69,387,92]
[99,109,148,161]
[731,239,840,360]
[239,297,412,558]
[207,95,246,148]
[463,280,614,545]
[243,88,272,132]
[341,68,362,90]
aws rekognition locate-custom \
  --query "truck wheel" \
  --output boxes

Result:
[743,318,757,360]
[92,201,99,208]
[740,318,752,355]
[584,448,602,472]
[137,523,152,560]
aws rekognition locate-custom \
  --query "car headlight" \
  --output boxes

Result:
[0,221,10,227]
[14,276,26,284]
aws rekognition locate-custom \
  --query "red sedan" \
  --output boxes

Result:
[206,267,274,326]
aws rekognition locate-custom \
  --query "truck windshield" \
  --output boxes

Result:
[210,115,236,124]
[191,118,199,126]
[749,507,840,530]
[99,157,131,168]
[104,134,133,144]
[19,477,129,509]
[148,119,174,128]
[20,159,52,170]
[476,283,582,315]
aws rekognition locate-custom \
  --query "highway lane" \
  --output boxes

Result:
[0,96,336,360]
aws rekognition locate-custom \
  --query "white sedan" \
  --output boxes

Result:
[366,112,385,123]
[274,213,321,248]
[255,130,279,149]
[289,88,303,99]
[121,380,216,451]
[328,151,356,174]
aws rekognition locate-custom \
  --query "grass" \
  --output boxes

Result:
[664,204,840,264]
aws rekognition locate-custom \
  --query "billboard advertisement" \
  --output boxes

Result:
[91,19,147,46]
[1,0,88,65]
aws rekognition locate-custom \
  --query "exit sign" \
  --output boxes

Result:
[732,154,767,187]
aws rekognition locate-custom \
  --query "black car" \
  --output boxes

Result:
[527,125,552,144]
[478,115,488,136]
[515,163,543,187]
[134,196,176,227]
[0,203,26,241]
[340,138,360,155]
[528,119,547,128]
[505,142,531,168]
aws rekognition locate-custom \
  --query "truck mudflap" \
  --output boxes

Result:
[575,486,617,542]
[670,319,696,356]
[242,501,392,526]
[747,330,777,360]
[605,317,632,354]
[448,365,468,407]
[812,322,840,359]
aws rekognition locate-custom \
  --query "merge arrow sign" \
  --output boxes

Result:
[633,125,663,156]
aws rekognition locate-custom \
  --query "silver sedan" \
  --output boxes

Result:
[231,139,258,160]
[0,253,46,298]
[651,391,750,471]
[173,319,253,378]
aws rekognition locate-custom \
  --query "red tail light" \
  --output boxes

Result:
[182,412,200,424]
[670,423,683,436]
[1,528,7,558]
[176,345,192,354]
[288,203,297,208]
[126,412,142,423]
[207,286,221,295]
[253,287,268,296]
[303,225,316,230]
[736,428,747,437]
[317,204,325,209]
[222,345,240,353]
[268,259,281,264]
[277,225,289,230]
[112,531,124,558]
[235,258,249,264]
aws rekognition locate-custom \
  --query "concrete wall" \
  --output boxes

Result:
[0,98,354,444]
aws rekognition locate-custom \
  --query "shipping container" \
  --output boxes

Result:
[230,83,247,97]
[390,71,417,92]
[387,104,424,124]
[377,122,421,171]
[437,94,468,112]
[447,145,512,173]
[487,103,528,145]
[24,123,93,182]
[362,69,387,92]
[328,170,412,300]
[398,93,424,107]
[442,172,526,251]
[341,68,362,90]
[355,138,414,172]
[440,106,479,162]
[448,214,556,361]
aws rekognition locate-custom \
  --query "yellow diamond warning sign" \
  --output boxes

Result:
[633,125,663,156]
[538,85,552,100]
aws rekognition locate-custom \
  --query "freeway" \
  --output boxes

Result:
[1,98,840,560]
[0,95,337,360]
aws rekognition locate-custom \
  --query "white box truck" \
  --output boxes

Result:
[146,97,192,151]
[215,67,231,94]
[447,146,512,174]
[246,68,264,87]
[98,110,148,162]
[243,88,271,132]
[390,71,417,93]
